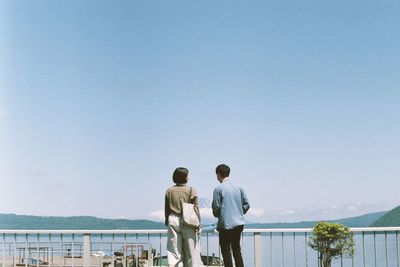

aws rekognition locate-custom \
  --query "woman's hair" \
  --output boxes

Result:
[216,164,230,178]
[173,167,189,184]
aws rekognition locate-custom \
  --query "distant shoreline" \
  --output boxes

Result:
[0,210,389,230]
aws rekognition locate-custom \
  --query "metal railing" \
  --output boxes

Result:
[1,227,400,267]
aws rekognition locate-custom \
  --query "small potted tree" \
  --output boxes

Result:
[308,222,355,267]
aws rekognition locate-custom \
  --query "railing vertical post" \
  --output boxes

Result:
[61,234,65,266]
[293,232,296,267]
[362,231,366,267]
[123,234,127,267]
[254,232,261,267]
[136,233,139,267]
[147,233,150,264]
[158,233,161,267]
[24,234,28,267]
[305,232,308,267]
[36,234,39,267]
[48,234,52,267]
[111,234,115,267]
[385,231,388,267]
[270,232,272,267]
[100,234,103,267]
[2,234,5,267]
[83,234,91,267]
[374,232,377,267]
[281,232,285,267]
[397,231,399,267]
[13,234,16,267]
[71,234,75,267]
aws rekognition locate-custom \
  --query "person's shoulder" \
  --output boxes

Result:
[213,184,223,193]
[234,182,243,188]
[165,186,173,194]
[228,181,244,192]
[235,182,245,191]
[166,185,178,193]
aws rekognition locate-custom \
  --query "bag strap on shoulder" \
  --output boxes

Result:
[188,187,194,203]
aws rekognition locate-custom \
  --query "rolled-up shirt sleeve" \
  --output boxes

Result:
[212,188,221,218]
[241,187,250,214]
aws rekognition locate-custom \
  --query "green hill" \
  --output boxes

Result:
[0,210,388,230]
[247,211,387,229]
[371,206,400,227]
[0,214,165,230]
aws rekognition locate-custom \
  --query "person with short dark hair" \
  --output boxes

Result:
[165,167,201,267]
[215,164,230,178]
[212,164,250,267]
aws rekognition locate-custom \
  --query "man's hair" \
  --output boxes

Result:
[216,164,230,178]
[172,167,189,184]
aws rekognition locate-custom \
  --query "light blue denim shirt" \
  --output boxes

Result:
[212,179,250,230]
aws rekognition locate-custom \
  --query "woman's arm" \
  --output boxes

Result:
[164,191,171,226]
[191,187,201,224]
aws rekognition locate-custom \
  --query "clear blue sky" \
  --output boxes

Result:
[0,0,399,222]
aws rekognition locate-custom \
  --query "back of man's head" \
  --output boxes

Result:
[216,164,230,178]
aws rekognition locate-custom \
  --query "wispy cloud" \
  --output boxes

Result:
[200,208,214,219]
[148,209,164,221]
[247,208,265,217]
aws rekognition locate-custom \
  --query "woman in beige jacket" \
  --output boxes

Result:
[164,167,201,267]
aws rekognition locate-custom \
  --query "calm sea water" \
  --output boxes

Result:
[2,232,398,267]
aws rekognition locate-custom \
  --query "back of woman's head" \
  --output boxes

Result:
[173,167,189,184]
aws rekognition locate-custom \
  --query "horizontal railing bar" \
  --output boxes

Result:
[244,227,400,233]
[1,226,399,235]
[244,228,312,233]
[0,230,168,235]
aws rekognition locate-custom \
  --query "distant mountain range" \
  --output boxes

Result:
[0,208,396,230]
[371,206,400,227]
[246,211,387,229]
[0,214,165,230]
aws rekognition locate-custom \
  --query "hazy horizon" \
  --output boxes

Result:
[0,206,389,225]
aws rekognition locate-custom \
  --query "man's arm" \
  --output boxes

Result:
[241,187,250,214]
[212,188,221,218]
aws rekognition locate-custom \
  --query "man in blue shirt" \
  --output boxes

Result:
[212,164,250,267]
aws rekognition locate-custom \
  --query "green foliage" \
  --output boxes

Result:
[371,205,400,227]
[308,222,355,267]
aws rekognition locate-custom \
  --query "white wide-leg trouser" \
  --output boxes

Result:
[167,213,201,267]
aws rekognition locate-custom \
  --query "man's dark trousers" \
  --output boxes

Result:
[219,225,244,267]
